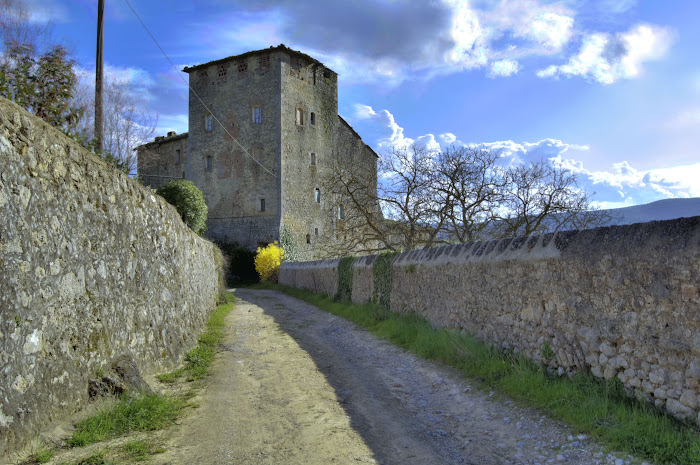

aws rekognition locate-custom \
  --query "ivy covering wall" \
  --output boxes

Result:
[336,256,355,301]
[372,252,397,317]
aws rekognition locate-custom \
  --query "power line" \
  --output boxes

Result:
[121,0,277,179]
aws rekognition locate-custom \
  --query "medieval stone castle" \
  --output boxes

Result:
[137,45,378,260]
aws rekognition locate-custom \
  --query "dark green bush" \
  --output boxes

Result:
[156,180,208,235]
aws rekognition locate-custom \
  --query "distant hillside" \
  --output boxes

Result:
[603,198,700,226]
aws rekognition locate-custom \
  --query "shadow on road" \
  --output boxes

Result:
[233,288,471,465]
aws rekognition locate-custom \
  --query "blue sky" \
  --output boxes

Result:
[25,0,700,208]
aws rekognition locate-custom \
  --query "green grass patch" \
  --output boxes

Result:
[258,283,700,465]
[72,451,115,465]
[122,439,165,461]
[68,393,183,447]
[157,292,236,383]
[25,443,53,463]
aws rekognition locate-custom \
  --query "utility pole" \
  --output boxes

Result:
[94,0,105,154]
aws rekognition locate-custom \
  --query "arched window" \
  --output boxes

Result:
[338,204,344,219]
[205,113,213,131]
[296,107,304,126]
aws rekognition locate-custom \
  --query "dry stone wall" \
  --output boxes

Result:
[0,98,219,457]
[279,217,700,424]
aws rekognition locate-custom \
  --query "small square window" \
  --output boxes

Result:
[260,198,266,212]
[314,227,319,236]
[310,112,316,125]
[306,233,311,244]
[205,156,212,172]
[175,149,181,164]
[253,106,261,124]
[314,188,320,203]
[205,114,213,131]
[310,152,316,166]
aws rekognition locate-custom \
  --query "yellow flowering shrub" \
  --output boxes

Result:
[254,241,285,282]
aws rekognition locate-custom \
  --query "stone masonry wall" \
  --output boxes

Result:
[185,50,283,249]
[279,53,338,261]
[137,132,188,190]
[0,98,219,457]
[279,218,700,424]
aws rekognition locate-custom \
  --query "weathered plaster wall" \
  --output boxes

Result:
[279,218,700,424]
[0,97,219,456]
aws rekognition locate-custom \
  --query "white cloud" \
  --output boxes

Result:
[356,104,590,164]
[356,102,699,206]
[537,23,674,85]
[445,0,489,70]
[75,64,157,105]
[415,134,441,153]
[667,108,700,128]
[552,155,700,199]
[646,163,700,197]
[478,0,575,54]
[526,12,574,51]
[23,0,70,24]
[353,104,412,149]
[474,138,589,165]
[355,102,699,204]
[195,1,670,85]
[439,132,457,144]
[352,104,377,120]
[490,59,521,77]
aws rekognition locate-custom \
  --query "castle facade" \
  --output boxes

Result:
[137,45,378,260]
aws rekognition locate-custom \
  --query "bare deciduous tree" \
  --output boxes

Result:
[320,143,445,256]
[0,0,51,52]
[434,146,507,243]
[378,143,444,250]
[321,142,611,257]
[491,160,611,238]
[73,77,158,175]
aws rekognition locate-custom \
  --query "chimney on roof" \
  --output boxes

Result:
[167,131,176,137]
[155,136,164,142]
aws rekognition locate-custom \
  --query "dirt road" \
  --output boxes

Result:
[158,289,639,465]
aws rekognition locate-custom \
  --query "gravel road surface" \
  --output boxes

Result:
[158,289,647,465]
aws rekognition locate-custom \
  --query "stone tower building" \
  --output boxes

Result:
[138,45,378,260]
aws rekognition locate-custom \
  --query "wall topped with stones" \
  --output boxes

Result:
[279,217,700,424]
[0,97,219,457]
